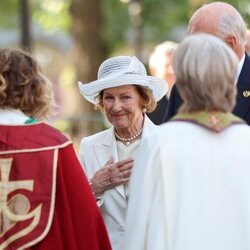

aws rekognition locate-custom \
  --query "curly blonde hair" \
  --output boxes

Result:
[0,48,54,119]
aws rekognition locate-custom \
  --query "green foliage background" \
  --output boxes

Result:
[0,0,249,51]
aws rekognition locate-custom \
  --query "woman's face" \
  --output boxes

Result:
[102,85,144,129]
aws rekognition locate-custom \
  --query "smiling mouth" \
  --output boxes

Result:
[112,114,126,118]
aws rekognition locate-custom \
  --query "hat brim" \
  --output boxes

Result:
[78,74,168,105]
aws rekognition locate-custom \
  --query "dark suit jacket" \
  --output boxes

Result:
[148,96,168,125]
[163,53,250,125]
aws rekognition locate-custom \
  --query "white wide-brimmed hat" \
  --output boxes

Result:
[78,56,168,104]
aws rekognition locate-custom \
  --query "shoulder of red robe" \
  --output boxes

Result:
[0,122,72,249]
[0,122,72,153]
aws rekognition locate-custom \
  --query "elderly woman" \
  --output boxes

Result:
[0,48,111,250]
[78,55,167,249]
[124,34,250,250]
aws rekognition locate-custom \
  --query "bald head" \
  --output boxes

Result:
[187,2,247,59]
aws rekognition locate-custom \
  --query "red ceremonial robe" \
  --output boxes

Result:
[0,122,111,250]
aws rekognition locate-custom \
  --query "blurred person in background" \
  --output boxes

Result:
[147,41,178,124]
[78,55,167,249]
[124,33,250,250]
[163,2,250,125]
[0,48,111,250]
[246,29,250,55]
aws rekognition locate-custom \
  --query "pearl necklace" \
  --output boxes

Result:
[115,128,143,146]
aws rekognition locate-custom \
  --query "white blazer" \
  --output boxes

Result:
[79,116,156,249]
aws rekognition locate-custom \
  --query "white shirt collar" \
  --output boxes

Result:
[0,109,29,124]
[236,53,245,84]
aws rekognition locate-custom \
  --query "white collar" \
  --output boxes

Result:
[0,109,29,124]
[236,53,245,84]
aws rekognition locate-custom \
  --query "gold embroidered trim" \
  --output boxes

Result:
[172,111,244,132]
[0,141,72,155]
[19,149,58,249]
[0,158,42,249]
[0,150,59,249]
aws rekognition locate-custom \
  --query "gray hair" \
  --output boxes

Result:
[174,33,239,113]
[218,5,247,46]
[188,2,247,46]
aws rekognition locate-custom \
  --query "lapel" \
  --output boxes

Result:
[233,53,250,120]
[140,115,158,143]
[93,127,125,199]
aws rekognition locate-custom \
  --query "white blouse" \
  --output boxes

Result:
[116,140,140,199]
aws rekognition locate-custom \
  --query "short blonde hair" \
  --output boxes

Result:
[0,48,54,119]
[173,33,239,113]
[95,85,157,113]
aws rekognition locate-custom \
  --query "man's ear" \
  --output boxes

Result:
[224,35,237,51]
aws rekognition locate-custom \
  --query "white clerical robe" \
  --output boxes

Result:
[124,120,250,250]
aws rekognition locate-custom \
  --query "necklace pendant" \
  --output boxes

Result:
[125,141,131,146]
